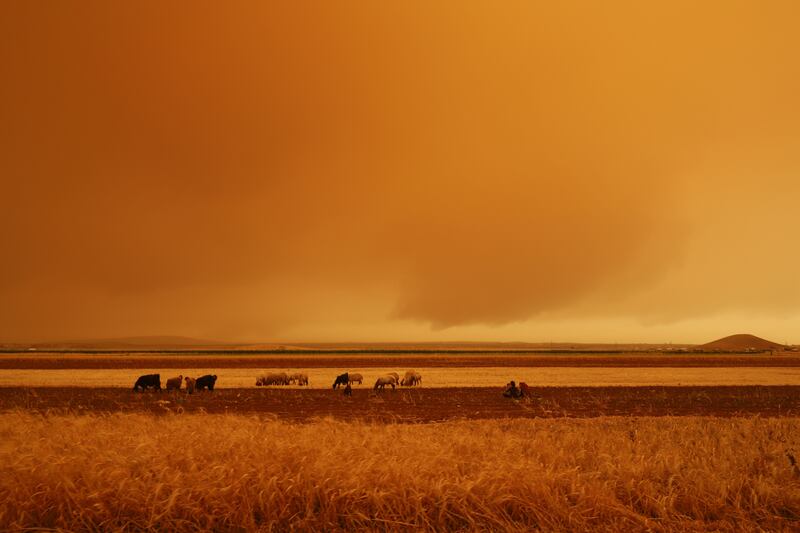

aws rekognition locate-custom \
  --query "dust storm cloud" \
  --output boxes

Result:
[1,3,799,342]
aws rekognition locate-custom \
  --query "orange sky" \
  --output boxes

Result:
[2,2,800,343]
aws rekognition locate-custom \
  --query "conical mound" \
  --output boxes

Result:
[700,334,784,352]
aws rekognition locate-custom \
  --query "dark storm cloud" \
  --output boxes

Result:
[1,2,799,341]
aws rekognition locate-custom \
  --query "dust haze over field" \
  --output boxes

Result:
[2,3,800,343]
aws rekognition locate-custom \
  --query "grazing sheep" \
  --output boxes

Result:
[184,376,196,394]
[401,370,422,387]
[165,375,183,391]
[374,375,396,391]
[288,372,309,386]
[387,372,400,385]
[133,374,161,392]
[333,373,349,390]
[257,372,290,386]
[195,374,217,391]
[348,372,363,385]
[257,373,285,386]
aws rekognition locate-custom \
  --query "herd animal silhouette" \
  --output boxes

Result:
[130,370,425,393]
[133,370,422,394]
[131,370,531,398]
[132,374,217,393]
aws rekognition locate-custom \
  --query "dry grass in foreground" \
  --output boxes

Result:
[1,414,799,531]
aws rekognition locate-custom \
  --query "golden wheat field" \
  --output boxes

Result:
[1,412,799,531]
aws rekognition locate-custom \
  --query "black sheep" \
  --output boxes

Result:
[332,372,349,390]
[132,374,161,392]
[195,374,217,391]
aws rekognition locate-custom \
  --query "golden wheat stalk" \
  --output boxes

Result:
[1,413,799,531]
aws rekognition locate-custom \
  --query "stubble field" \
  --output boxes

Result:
[4,366,800,388]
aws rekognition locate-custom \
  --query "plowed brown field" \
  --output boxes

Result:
[3,386,799,421]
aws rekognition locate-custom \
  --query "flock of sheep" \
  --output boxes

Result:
[131,370,424,393]
[256,372,309,386]
[132,374,217,393]
[332,370,422,391]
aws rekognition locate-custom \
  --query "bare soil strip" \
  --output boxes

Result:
[3,353,800,369]
[3,386,799,421]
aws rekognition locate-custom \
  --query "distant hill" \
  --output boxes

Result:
[700,334,785,352]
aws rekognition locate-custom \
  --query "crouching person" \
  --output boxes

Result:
[503,380,522,399]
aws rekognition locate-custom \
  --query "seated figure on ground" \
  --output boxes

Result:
[503,380,522,399]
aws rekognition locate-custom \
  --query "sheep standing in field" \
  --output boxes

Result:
[401,370,422,387]
[184,376,196,394]
[166,375,183,391]
[374,375,396,391]
[195,374,217,391]
[288,372,309,386]
[257,372,290,386]
[333,373,349,390]
[132,374,161,392]
[386,372,400,386]
[348,373,363,385]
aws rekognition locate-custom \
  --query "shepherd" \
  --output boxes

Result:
[503,380,522,399]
